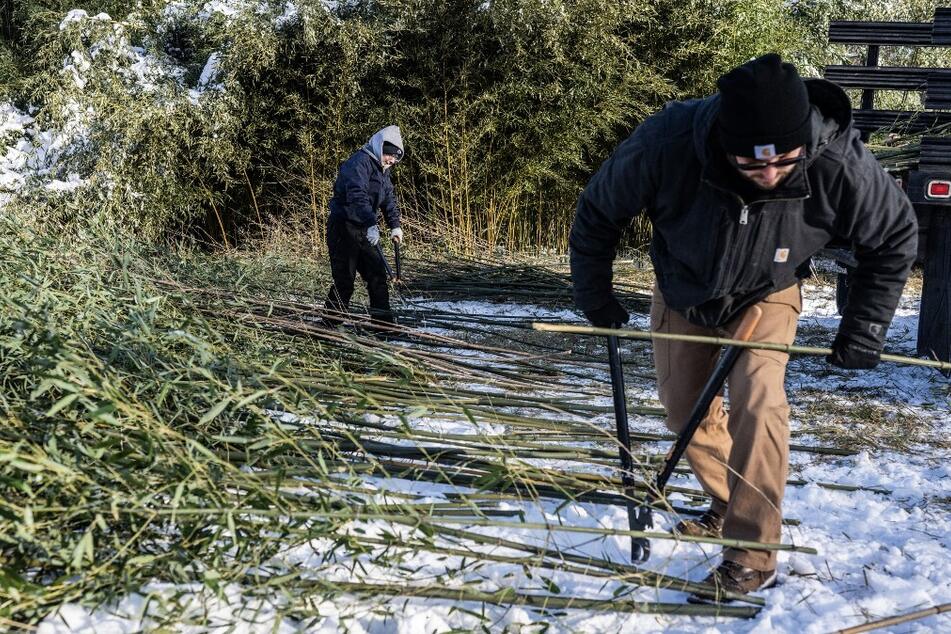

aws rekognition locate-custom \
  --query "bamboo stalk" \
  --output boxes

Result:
[302,580,761,617]
[352,533,762,605]
[429,524,764,605]
[27,505,815,553]
[835,602,951,634]
[532,323,951,371]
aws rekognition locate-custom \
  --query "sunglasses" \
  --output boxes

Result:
[730,155,805,171]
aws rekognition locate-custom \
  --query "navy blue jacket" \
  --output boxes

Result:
[329,149,400,230]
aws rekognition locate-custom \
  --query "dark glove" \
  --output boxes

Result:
[826,334,882,370]
[583,297,630,328]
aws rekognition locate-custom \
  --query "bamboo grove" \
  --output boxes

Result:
[2,0,947,253]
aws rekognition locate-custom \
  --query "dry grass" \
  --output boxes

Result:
[793,388,939,453]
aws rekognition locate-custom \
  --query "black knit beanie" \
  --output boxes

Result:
[716,54,811,159]
[382,141,403,159]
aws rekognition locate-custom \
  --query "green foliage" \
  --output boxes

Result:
[630,0,810,96]
[10,6,251,241]
[221,1,385,240]
[364,0,676,250]
[1,0,851,251]
[0,41,17,95]
[1,2,140,70]
[0,213,385,622]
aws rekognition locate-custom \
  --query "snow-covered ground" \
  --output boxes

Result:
[8,2,945,630]
[38,282,951,633]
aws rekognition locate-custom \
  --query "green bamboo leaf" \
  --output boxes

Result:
[247,438,276,451]
[126,554,158,567]
[405,406,429,420]
[86,402,117,421]
[47,379,80,393]
[199,397,232,425]
[9,460,43,473]
[226,513,237,545]
[0,568,37,591]
[212,436,250,444]
[172,480,187,509]
[234,389,270,409]
[29,380,55,400]
[541,576,561,594]
[46,393,80,417]
[71,529,94,570]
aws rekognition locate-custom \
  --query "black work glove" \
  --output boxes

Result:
[826,321,884,370]
[583,297,630,328]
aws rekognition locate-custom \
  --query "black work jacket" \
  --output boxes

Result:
[570,79,917,347]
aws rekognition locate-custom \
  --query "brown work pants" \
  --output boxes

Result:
[651,283,801,571]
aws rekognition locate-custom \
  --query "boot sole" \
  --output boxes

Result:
[673,517,723,539]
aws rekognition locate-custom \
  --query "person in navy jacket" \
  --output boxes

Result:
[324,125,404,328]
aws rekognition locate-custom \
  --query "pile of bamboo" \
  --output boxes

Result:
[0,220,905,628]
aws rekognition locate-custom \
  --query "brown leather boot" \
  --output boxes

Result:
[688,560,777,603]
[673,509,723,538]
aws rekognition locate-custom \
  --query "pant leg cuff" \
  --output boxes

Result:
[723,547,776,572]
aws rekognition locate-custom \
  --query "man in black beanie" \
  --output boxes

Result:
[570,54,917,600]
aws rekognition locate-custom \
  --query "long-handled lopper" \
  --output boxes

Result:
[606,333,651,561]
[607,304,763,563]
[376,242,404,284]
[375,243,397,282]
[394,241,402,283]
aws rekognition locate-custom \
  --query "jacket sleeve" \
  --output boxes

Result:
[341,155,377,228]
[381,173,401,229]
[834,138,918,349]
[569,115,661,312]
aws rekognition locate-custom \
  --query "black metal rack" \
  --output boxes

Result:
[825,8,951,363]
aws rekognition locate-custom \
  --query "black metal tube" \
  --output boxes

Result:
[654,344,744,492]
[607,335,652,562]
[394,242,402,281]
[607,335,633,477]
[376,244,395,280]
[859,44,880,142]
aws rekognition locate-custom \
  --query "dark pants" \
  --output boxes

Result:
[324,216,394,325]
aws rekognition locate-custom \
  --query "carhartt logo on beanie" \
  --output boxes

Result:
[717,54,811,159]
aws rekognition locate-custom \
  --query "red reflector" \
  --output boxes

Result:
[927,180,951,198]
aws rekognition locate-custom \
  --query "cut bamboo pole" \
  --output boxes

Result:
[532,323,951,371]
[834,602,951,634]
[301,580,761,617]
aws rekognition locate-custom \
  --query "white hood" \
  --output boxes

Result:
[361,125,404,169]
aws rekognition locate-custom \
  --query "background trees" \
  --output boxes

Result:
[0,0,944,252]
